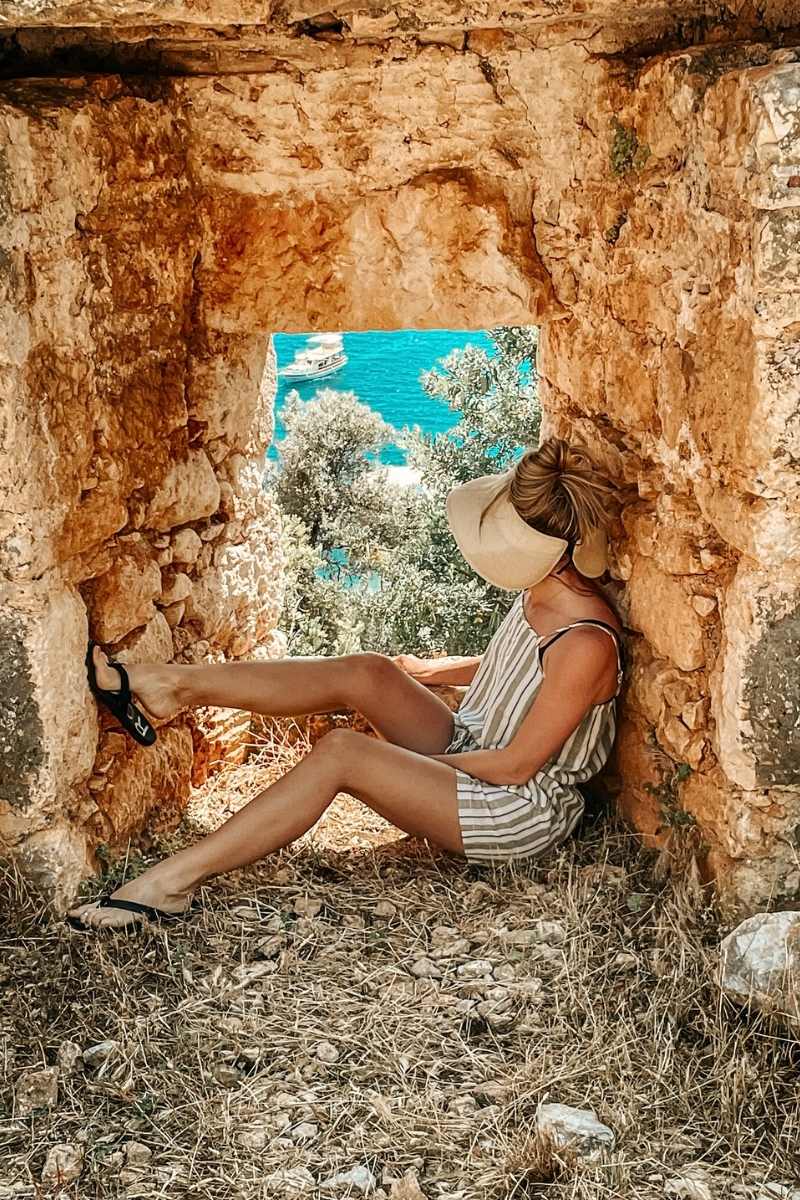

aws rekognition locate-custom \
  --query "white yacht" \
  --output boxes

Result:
[279,333,347,382]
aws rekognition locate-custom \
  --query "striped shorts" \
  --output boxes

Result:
[447,731,585,863]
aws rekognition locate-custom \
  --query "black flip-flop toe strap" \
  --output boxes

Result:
[98,896,181,924]
[105,660,131,705]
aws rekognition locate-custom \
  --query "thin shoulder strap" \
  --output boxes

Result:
[538,619,625,690]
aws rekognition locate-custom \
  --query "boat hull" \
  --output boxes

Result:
[280,358,347,382]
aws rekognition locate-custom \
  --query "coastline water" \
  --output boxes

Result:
[271,328,493,466]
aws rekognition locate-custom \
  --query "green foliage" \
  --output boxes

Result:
[271,327,541,657]
[609,117,650,178]
[645,760,696,829]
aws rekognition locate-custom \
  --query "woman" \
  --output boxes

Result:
[69,438,623,930]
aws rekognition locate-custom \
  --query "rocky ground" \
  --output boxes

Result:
[2,729,799,1199]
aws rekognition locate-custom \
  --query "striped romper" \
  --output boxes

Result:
[446,591,624,862]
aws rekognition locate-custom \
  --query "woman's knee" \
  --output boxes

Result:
[343,651,400,702]
[311,726,367,762]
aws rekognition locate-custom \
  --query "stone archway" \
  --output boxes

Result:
[1,3,799,915]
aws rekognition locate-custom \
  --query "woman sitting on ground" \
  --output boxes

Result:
[69,437,623,930]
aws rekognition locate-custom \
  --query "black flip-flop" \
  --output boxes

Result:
[86,640,156,747]
[66,895,191,932]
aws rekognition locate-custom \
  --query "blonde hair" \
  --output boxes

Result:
[481,437,616,549]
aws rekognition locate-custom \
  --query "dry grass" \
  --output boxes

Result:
[2,725,799,1199]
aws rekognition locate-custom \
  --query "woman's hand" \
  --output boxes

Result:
[392,653,435,682]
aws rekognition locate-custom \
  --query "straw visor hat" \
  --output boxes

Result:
[446,466,608,591]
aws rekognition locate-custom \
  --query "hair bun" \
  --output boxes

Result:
[510,437,615,544]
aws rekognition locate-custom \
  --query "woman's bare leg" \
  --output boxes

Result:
[69,730,463,929]
[91,647,454,755]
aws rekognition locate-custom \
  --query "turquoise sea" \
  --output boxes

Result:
[271,329,494,465]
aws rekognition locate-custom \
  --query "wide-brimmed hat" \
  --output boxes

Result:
[446,466,608,591]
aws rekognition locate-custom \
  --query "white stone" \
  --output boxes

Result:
[719,911,800,1026]
[82,1040,121,1068]
[56,1041,83,1074]
[123,1141,152,1167]
[457,959,494,980]
[321,1165,377,1194]
[504,920,567,947]
[41,1143,84,1186]
[664,1169,714,1200]
[535,1102,615,1160]
[15,1067,58,1115]
[410,957,442,979]
[264,1166,316,1193]
[291,1121,318,1141]
[315,1040,340,1063]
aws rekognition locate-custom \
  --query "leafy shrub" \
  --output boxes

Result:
[269,327,541,657]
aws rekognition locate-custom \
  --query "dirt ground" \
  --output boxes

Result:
[2,731,799,1199]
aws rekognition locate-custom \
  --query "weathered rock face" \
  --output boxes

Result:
[0,78,284,908]
[1,2,800,914]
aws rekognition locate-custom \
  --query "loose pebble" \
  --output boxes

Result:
[41,1143,84,1186]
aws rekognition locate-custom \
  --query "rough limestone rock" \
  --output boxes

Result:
[41,1143,84,1187]
[535,1102,616,1160]
[2,3,800,912]
[15,1067,59,1115]
[719,911,800,1028]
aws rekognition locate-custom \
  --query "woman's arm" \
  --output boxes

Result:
[432,630,615,786]
[393,653,482,686]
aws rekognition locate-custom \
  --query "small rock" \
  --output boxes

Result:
[410,957,442,979]
[100,1150,126,1171]
[236,1125,270,1150]
[374,901,396,919]
[171,528,202,564]
[430,938,471,960]
[211,1064,242,1086]
[431,925,460,945]
[264,1166,316,1192]
[294,896,323,918]
[200,522,226,542]
[16,1067,58,1115]
[719,911,800,1028]
[83,1040,121,1069]
[162,601,185,628]
[159,571,192,606]
[536,1102,615,1161]
[580,863,628,887]
[457,959,494,980]
[389,1169,428,1199]
[691,595,717,617]
[234,961,277,985]
[291,1121,318,1141]
[664,1167,714,1200]
[56,1041,83,1075]
[315,1040,340,1064]
[493,963,516,982]
[123,1141,152,1167]
[321,1165,377,1194]
[504,920,567,947]
[448,1094,479,1117]
[41,1143,84,1186]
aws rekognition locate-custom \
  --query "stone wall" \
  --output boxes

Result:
[0,79,284,908]
[538,45,800,914]
[2,3,800,915]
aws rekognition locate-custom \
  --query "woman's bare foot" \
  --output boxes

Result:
[68,864,194,930]
[91,645,183,722]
